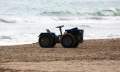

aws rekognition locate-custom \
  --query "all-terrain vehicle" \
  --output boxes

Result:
[38,25,84,48]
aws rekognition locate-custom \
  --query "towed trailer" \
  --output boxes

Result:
[38,25,84,48]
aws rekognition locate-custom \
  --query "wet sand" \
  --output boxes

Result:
[0,38,120,72]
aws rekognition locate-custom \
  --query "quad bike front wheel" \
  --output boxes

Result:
[61,33,79,48]
[39,33,56,48]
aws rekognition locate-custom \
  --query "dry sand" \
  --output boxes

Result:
[0,38,120,72]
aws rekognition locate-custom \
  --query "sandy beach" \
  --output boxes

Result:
[0,38,120,72]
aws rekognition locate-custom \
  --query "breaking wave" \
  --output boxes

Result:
[0,36,12,40]
[41,8,120,16]
[0,18,16,23]
[1,0,120,16]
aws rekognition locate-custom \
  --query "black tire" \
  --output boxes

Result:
[61,33,79,48]
[39,34,56,48]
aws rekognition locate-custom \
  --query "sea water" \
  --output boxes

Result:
[0,0,120,45]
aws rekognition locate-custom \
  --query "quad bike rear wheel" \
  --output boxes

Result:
[39,33,56,48]
[61,33,79,48]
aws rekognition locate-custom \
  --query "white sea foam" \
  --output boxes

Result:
[0,16,120,45]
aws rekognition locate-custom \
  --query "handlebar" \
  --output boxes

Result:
[56,25,64,28]
[56,25,64,36]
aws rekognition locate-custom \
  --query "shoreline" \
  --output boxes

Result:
[0,37,120,46]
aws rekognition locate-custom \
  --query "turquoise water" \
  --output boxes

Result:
[0,0,120,16]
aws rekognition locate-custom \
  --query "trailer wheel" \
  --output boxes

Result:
[61,33,79,48]
[39,34,56,48]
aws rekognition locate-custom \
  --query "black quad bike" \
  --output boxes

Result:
[38,25,84,48]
